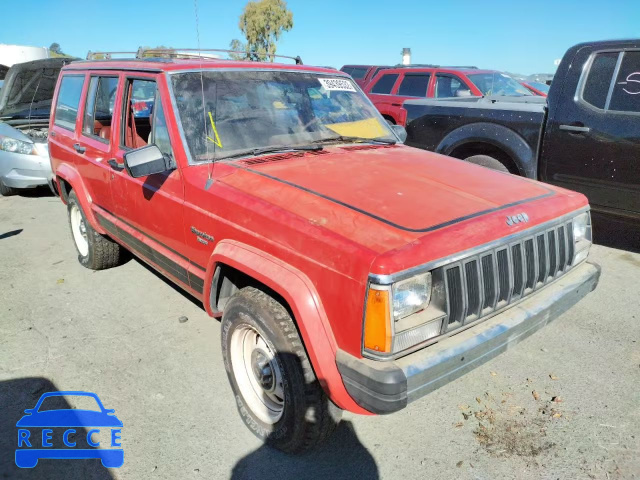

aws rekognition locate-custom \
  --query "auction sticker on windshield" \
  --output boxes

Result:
[318,78,356,92]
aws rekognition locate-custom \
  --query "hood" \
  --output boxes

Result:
[226,145,554,234]
[0,57,72,120]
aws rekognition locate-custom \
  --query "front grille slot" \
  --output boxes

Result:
[566,222,574,266]
[536,234,547,285]
[496,248,511,305]
[440,217,578,338]
[557,226,567,271]
[547,230,557,278]
[511,243,525,298]
[481,254,497,311]
[445,266,465,329]
[524,239,536,292]
[464,260,481,320]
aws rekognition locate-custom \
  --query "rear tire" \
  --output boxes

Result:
[67,191,123,270]
[464,154,510,173]
[221,287,342,453]
[0,180,18,196]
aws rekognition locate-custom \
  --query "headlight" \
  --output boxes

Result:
[572,211,592,265]
[392,273,431,319]
[0,135,37,155]
[364,271,445,357]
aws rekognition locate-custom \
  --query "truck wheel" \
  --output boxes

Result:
[222,287,342,453]
[67,191,123,270]
[0,180,18,196]
[464,154,510,173]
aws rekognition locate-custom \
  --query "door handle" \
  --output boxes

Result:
[391,103,402,107]
[107,158,125,170]
[559,124,590,133]
[73,143,86,154]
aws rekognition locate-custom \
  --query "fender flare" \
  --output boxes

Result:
[55,164,105,234]
[203,239,369,414]
[436,122,536,177]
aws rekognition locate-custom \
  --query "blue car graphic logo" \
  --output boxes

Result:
[15,391,123,468]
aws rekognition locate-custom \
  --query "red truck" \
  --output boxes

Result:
[49,49,599,452]
[365,66,533,125]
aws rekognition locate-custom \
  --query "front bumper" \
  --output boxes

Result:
[337,261,600,414]
[0,149,52,189]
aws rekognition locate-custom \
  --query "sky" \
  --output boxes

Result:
[2,0,639,74]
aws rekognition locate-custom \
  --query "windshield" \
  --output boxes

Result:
[527,81,550,94]
[171,70,396,162]
[467,72,532,97]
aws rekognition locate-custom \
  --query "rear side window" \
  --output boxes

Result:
[582,52,618,109]
[609,51,640,113]
[340,67,353,75]
[54,75,85,130]
[349,67,368,79]
[83,76,119,142]
[371,74,398,94]
[398,74,430,97]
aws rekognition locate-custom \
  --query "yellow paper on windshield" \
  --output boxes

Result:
[325,117,388,139]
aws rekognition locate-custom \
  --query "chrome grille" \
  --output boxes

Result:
[439,220,575,333]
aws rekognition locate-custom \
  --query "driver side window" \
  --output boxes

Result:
[149,92,174,165]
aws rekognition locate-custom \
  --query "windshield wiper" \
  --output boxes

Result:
[216,144,323,162]
[312,135,396,146]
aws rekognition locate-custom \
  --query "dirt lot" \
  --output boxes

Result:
[1,191,639,480]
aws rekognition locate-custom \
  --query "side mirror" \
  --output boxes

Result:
[391,124,407,144]
[124,145,171,178]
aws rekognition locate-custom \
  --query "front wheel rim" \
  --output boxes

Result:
[70,205,89,257]
[230,324,285,424]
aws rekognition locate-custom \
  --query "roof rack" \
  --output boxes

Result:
[393,64,478,69]
[137,47,303,65]
[86,48,303,65]
[86,51,138,60]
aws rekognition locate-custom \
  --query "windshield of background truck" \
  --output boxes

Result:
[467,72,533,96]
[171,70,396,162]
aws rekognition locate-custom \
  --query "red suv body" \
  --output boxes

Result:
[340,64,390,88]
[49,54,599,451]
[366,67,533,125]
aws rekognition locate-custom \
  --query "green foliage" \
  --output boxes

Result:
[229,0,293,62]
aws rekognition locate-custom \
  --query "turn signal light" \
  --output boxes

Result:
[363,288,392,354]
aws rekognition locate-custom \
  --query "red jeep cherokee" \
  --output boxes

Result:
[49,49,599,452]
[366,66,533,125]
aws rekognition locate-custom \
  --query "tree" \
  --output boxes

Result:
[49,43,61,54]
[229,0,293,62]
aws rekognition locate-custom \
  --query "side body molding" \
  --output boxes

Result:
[203,239,369,414]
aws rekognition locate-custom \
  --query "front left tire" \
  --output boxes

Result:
[221,287,342,453]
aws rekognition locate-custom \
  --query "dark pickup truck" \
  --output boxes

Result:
[403,39,640,224]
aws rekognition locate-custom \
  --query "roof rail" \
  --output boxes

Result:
[393,64,479,69]
[136,47,303,65]
[86,51,137,60]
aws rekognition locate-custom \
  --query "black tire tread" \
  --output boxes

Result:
[224,287,341,453]
[67,191,122,270]
[0,180,18,196]
[465,154,510,173]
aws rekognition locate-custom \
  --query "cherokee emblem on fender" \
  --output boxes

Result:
[506,212,529,226]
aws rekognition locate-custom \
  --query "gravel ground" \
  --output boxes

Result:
[1,191,639,480]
